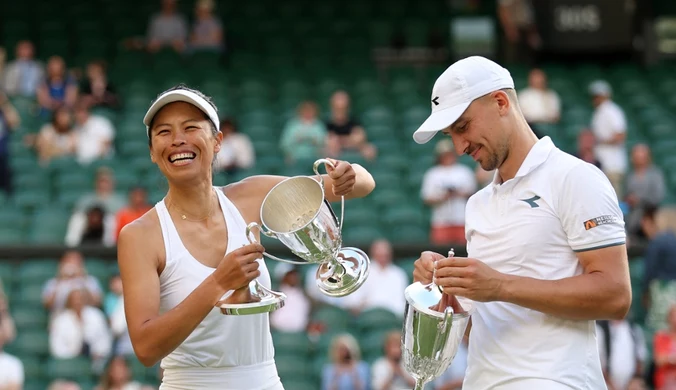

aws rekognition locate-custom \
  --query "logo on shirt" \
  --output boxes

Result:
[584,215,618,230]
[520,195,541,208]
[432,96,440,106]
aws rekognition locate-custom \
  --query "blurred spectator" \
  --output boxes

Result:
[575,130,602,170]
[626,144,665,235]
[354,240,408,317]
[653,304,676,389]
[326,91,376,161]
[517,68,560,125]
[147,0,188,53]
[73,101,115,165]
[597,319,648,390]
[628,376,649,390]
[47,381,82,390]
[65,205,115,247]
[432,339,468,390]
[1,40,44,97]
[0,279,16,344]
[115,187,152,242]
[42,250,103,313]
[421,140,477,245]
[80,61,120,110]
[0,280,21,390]
[49,288,112,369]
[213,118,255,174]
[36,56,78,115]
[280,101,328,165]
[371,331,415,390]
[190,0,224,52]
[270,264,310,333]
[641,206,676,334]
[104,275,133,357]
[0,92,20,195]
[304,264,362,312]
[73,167,127,216]
[589,80,628,198]
[95,356,154,390]
[33,106,77,165]
[497,0,541,65]
[321,334,369,390]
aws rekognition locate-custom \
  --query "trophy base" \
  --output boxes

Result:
[316,247,370,297]
[218,281,286,315]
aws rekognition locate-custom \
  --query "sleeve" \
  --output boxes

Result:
[320,364,334,390]
[556,162,626,252]
[610,105,627,134]
[64,212,87,247]
[89,309,113,357]
[50,314,74,358]
[237,136,255,169]
[42,278,56,301]
[8,356,24,384]
[420,170,444,201]
[371,359,390,390]
[86,275,103,298]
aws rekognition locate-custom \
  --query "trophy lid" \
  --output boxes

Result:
[404,281,448,319]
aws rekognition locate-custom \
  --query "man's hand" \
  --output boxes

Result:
[412,251,445,284]
[434,257,506,302]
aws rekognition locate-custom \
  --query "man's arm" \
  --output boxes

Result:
[498,244,631,320]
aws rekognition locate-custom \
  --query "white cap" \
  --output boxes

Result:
[413,56,514,144]
[143,88,220,138]
[588,80,612,97]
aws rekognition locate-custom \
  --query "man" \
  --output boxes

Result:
[411,56,632,389]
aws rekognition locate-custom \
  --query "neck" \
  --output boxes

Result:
[497,119,539,183]
[166,180,215,219]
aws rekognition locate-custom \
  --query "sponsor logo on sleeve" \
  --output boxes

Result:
[583,215,618,230]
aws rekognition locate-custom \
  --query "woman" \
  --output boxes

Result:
[95,356,153,390]
[279,100,328,165]
[118,84,375,390]
[34,106,77,164]
[321,333,370,390]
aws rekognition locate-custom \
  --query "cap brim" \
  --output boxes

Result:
[412,102,471,144]
[143,90,220,137]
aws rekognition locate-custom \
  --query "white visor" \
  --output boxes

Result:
[143,89,220,138]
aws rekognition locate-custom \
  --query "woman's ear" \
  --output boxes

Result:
[150,153,156,163]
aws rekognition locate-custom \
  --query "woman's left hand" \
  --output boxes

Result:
[326,159,356,196]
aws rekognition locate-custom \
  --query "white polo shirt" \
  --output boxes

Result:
[463,136,626,390]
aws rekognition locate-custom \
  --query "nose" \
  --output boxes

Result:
[451,134,469,155]
[171,129,187,146]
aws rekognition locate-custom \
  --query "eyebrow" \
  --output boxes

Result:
[152,119,204,133]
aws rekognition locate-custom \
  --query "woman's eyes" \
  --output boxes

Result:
[157,129,169,135]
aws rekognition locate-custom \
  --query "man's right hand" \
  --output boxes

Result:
[413,251,445,284]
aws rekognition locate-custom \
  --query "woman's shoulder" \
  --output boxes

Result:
[118,207,161,244]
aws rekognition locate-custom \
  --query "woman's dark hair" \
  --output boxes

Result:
[51,106,71,132]
[147,84,220,147]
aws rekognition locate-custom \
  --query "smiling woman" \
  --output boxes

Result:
[116,84,375,390]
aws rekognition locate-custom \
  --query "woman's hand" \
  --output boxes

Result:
[325,159,356,196]
[211,243,264,293]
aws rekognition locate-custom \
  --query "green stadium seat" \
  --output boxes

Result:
[46,357,95,382]
[85,258,112,283]
[279,379,318,390]
[343,225,385,246]
[18,260,58,283]
[272,331,312,356]
[312,306,351,332]
[12,306,49,330]
[356,308,403,333]
[387,224,429,244]
[16,282,46,306]
[360,329,394,362]
[8,330,50,357]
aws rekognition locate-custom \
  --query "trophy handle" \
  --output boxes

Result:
[432,306,455,356]
[313,158,345,231]
[245,222,307,265]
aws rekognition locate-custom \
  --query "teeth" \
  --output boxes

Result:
[170,153,195,162]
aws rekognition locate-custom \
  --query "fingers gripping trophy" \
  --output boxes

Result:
[402,249,474,390]
[218,158,371,315]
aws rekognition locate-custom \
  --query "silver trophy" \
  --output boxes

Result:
[402,249,473,390]
[218,158,370,315]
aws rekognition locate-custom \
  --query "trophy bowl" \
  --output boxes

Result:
[402,280,473,390]
[218,159,370,315]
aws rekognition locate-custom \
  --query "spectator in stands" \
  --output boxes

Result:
[371,330,415,390]
[114,187,152,242]
[65,205,115,247]
[1,40,44,98]
[146,0,188,53]
[641,206,676,334]
[190,0,224,52]
[104,275,134,357]
[321,333,369,390]
[36,56,78,115]
[596,318,648,390]
[73,101,116,165]
[0,278,22,390]
[575,129,602,170]
[626,144,666,236]
[497,0,541,65]
[213,118,255,174]
[42,250,103,313]
[353,239,408,317]
[421,139,477,245]
[589,80,628,198]
[270,264,310,333]
[49,288,112,370]
[432,338,468,390]
[80,60,120,110]
[326,91,376,161]
[95,356,154,390]
[280,101,328,165]
[517,68,560,125]
[34,106,77,165]
[47,381,82,390]
[73,167,127,216]
[0,92,20,195]
[652,304,676,389]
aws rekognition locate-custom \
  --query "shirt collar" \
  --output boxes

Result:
[492,136,555,187]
